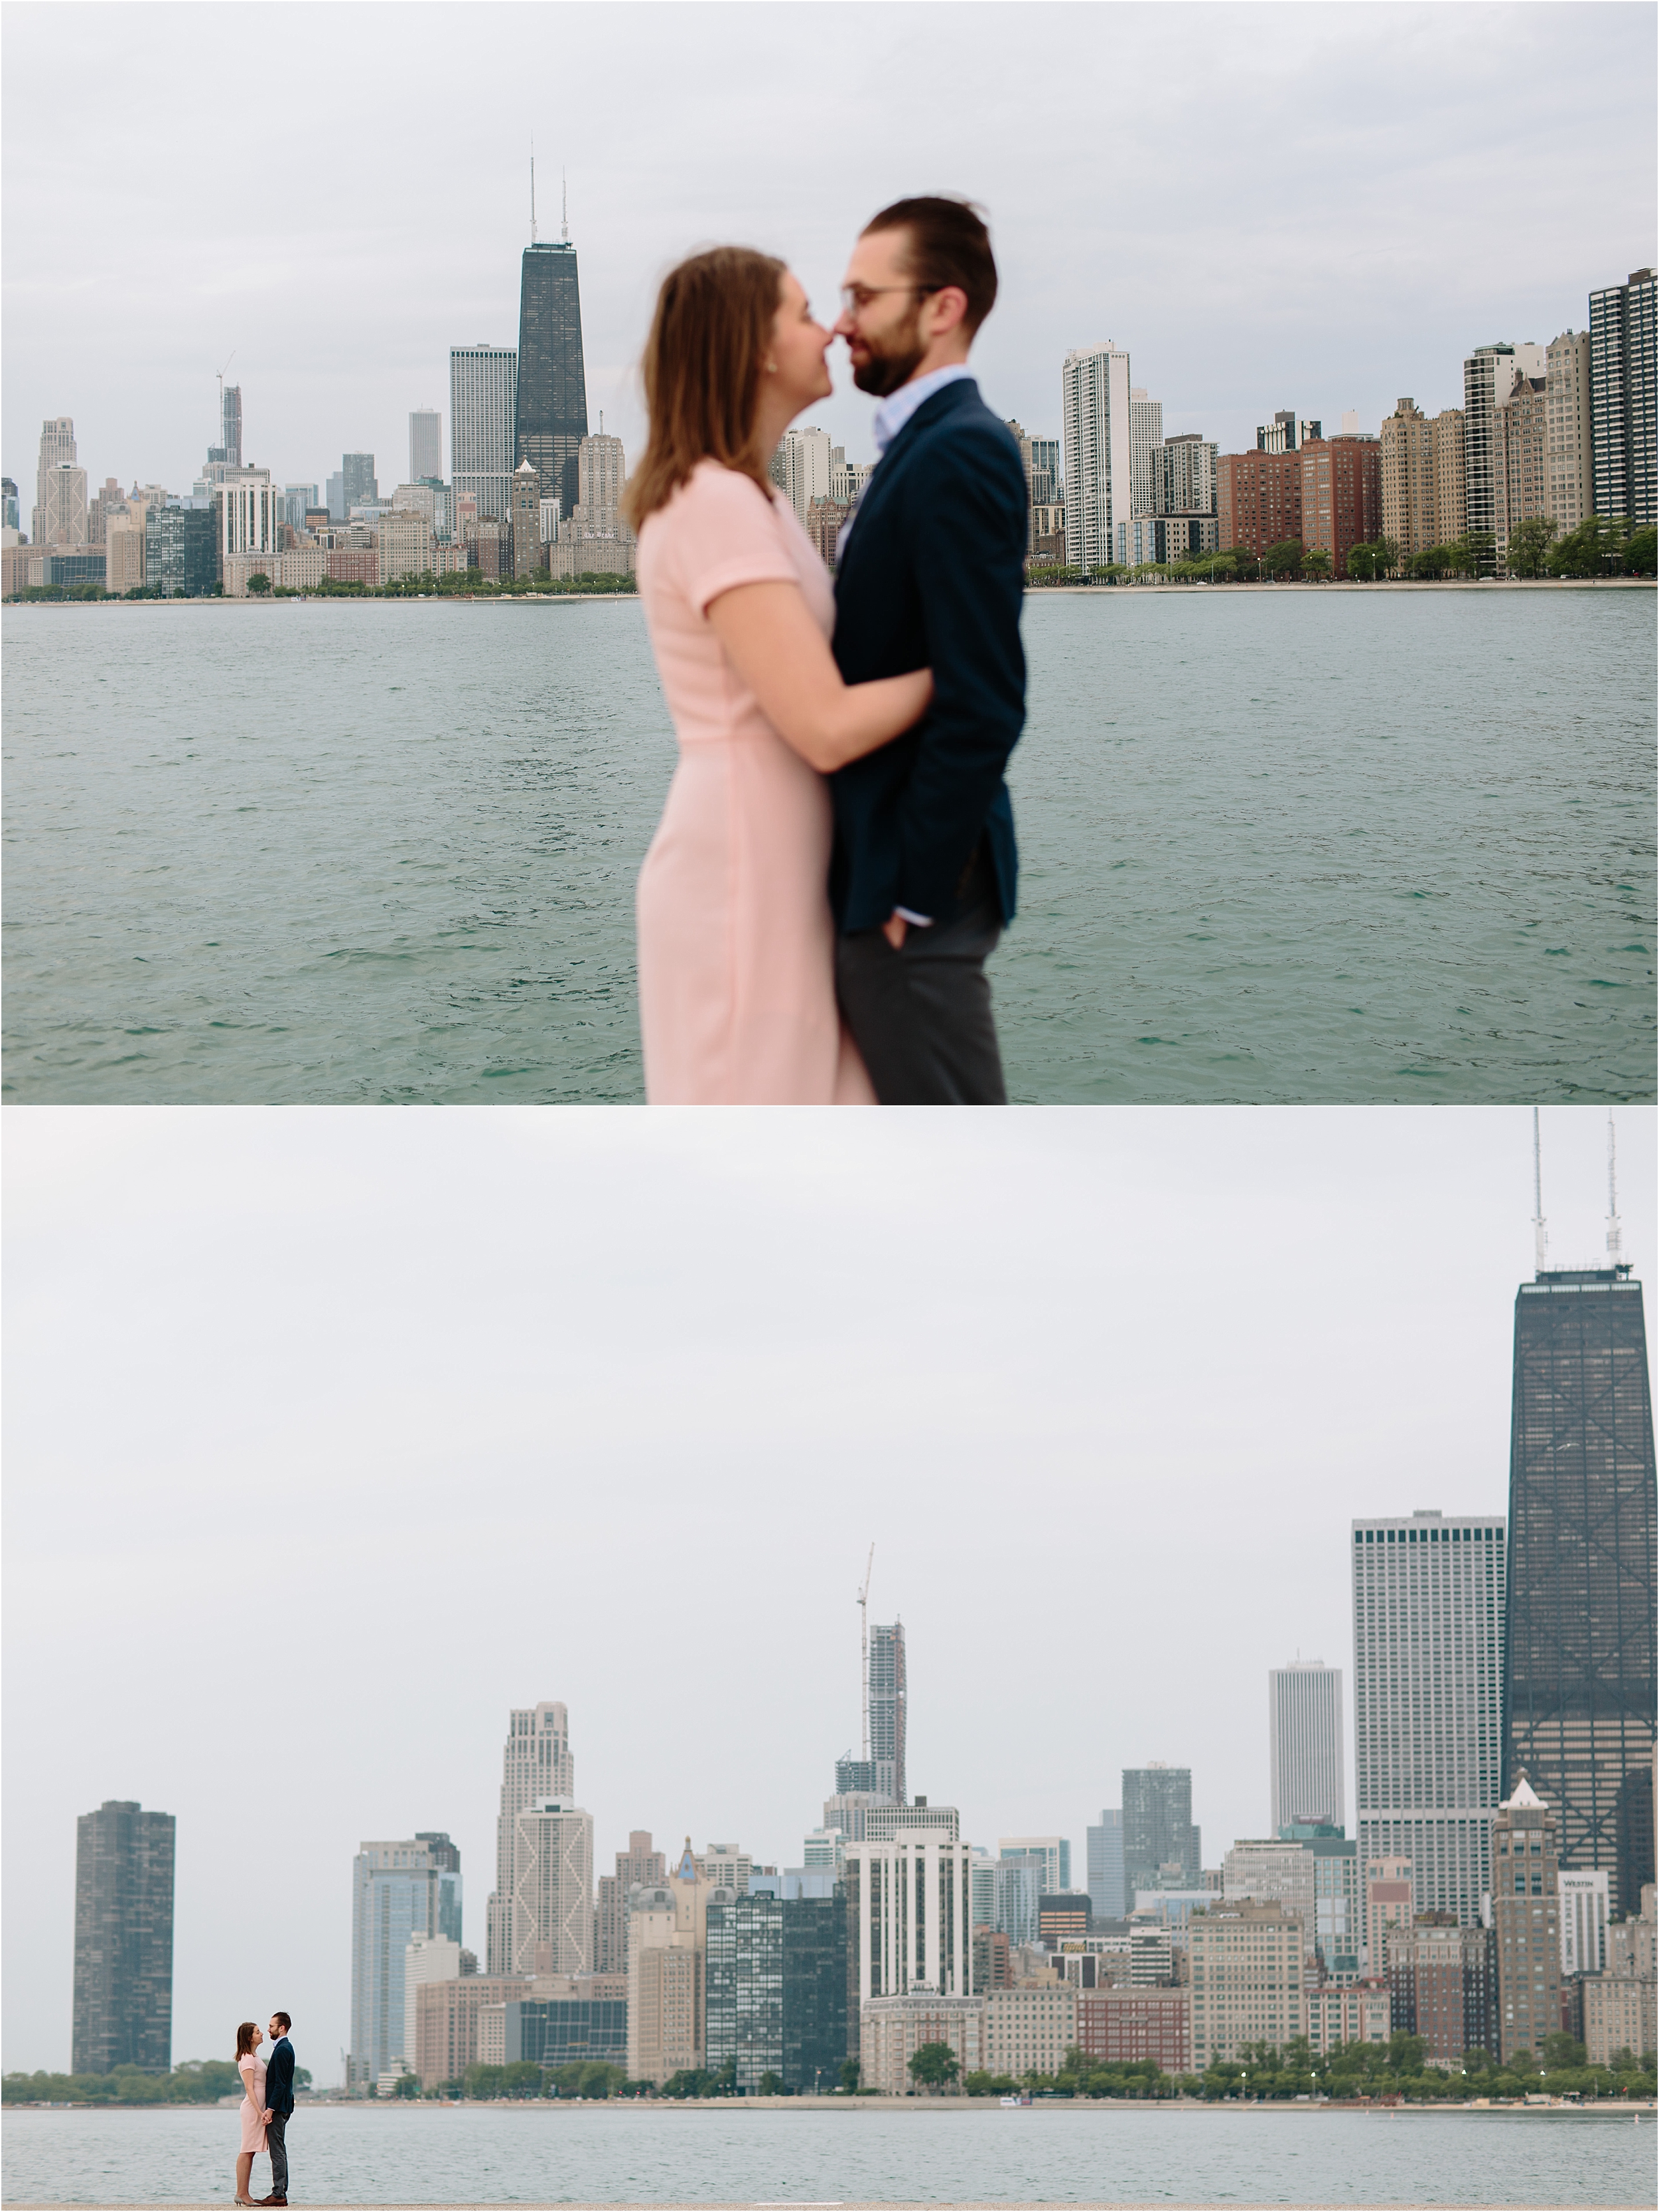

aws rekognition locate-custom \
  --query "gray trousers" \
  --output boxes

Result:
[835,876,1006,1106]
[266,2111,289,2197]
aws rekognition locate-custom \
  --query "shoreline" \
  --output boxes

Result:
[8,2097,1652,2113]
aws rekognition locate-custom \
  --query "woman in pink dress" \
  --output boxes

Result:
[234,2021,269,2207]
[627,248,932,1103]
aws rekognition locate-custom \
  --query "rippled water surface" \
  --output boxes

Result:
[3,592,1652,1103]
[3,2103,1653,2206]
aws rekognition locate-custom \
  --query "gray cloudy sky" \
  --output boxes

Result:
[4,3,1654,498]
[3,1105,1653,2077]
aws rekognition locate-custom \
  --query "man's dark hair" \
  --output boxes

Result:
[862,197,997,335]
[272,2012,292,2032]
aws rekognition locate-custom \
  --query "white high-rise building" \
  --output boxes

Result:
[35,417,78,541]
[486,1701,573,1972]
[1352,1509,1506,1929]
[508,1799,593,1974]
[214,470,278,560]
[41,464,88,548]
[1269,1661,1345,1831]
[1559,1868,1610,1977]
[409,408,443,483]
[450,344,518,521]
[770,425,832,525]
[1061,344,1131,569]
[1129,388,1163,517]
[998,1836,1070,1893]
[842,1834,974,2002]
[868,1620,907,1805]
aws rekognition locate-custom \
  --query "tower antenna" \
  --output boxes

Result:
[1532,1107,1548,1276]
[1606,1111,1623,1266]
[857,1545,875,1767]
[561,167,569,244]
[530,140,537,244]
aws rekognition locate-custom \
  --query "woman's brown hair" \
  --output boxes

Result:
[236,2022,258,2058]
[622,247,786,530]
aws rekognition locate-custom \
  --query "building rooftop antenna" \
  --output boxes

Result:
[1606,1110,1623,1266]
[857,1544,875,1767]
[1532,1107,1548,1276]
[561,167,569,244]
[530,140,537,245]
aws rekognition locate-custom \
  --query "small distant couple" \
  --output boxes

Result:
[629,196,1029,1105]
[234,2014,295,2208]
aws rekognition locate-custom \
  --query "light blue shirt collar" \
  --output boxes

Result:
[870,363,975,454]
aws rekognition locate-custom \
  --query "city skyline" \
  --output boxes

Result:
[3,6,1653,504]
[4,1106,1652,2074]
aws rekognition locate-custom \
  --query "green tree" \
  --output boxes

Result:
[1262,539,1303,579]
[1542,2032,1586,2071]
[1302,548,1333,580]
[1386,2032,1427,2075]
[464,2061,505,2098]
[908,2039,961,2092]
[393,2071,420,2099]
[1624,524,1656,574]
[246,571,273,595]
[501,2060,543,2099]
[838,2057,861,2093]
[1504,516,1559,578]
[757,2069,783,2096]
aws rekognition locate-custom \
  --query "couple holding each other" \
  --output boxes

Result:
[234,2014,295,2207]
[630,196,1029,1106]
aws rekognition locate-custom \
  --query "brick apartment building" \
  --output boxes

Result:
[1216,449,1301,557]
[1386,1916,1497,2062]
[1299,438,1383,576]
[1076,1986,1190,2073]
[325,547,380,587]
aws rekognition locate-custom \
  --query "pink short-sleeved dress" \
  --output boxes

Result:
[636,459,875,1105]
[238,2053,268,2154]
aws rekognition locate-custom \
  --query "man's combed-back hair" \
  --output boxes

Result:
[271,2012,291,2032]
[623,247,788,529]
[861,197,997,335]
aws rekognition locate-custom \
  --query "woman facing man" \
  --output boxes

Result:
[628,198,1030,1106]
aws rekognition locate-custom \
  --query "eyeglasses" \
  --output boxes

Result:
[839,283,937,315]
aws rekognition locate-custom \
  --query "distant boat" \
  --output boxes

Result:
[1000,2094,1032,2107]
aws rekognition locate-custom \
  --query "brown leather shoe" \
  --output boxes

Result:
[255,2197,287,2205]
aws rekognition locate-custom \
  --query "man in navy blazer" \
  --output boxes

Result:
[257,2012,295,2205]
[829,197,1029,1105]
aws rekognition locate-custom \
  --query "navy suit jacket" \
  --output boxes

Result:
[829,377,1028,933]
[265,2036,295,2116]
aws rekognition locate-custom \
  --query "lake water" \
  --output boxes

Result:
[2,2103,1654,2207]
[3,592,1652,1105]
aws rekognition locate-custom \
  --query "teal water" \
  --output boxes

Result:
[2,2101,1653,2205]
[3,593,1652,1103]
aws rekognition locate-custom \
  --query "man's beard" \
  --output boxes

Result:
[851,314,928,397]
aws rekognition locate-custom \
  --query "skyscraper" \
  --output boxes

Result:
[868,1621,906,1805]
[409,409,443,484]
[1122,1765,1200,1900]
[1062,343,1131,568]
[451,345,518,521]
[514,185,589,523]
[1269,1661,1344,1831]
[34,417,76,543]
[841,1832,973,2000]
[341,454,378,512]
[1492,1777,1561,2065]
[486,1701,574,1972]
[221,385,243,470]
[508,1800,593,1974]
[597,1831,666,1974]
[1502,1226,1656,1914]
[72,1800,175,2074]
[1463,342,1544,569]
[1589,268,1656,525]
[349,1836,463,2087]
[1129,387,1163,516]
[1352,1507,1506,1928]
[1086,1809,1125,1921]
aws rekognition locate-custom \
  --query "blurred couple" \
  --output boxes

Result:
[628,197,1028,1106]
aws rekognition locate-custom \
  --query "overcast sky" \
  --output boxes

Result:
[4,3,1655,501]
[3,1104,1653,2078]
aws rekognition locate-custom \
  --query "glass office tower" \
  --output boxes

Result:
[515,240,589,521]
[72,1800,175,2073]
[1502,1264,1656,1913]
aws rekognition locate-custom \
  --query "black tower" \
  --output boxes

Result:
[515,190,589,524]
[72,1799,176,2073]
[1502,1261,1656,1914]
